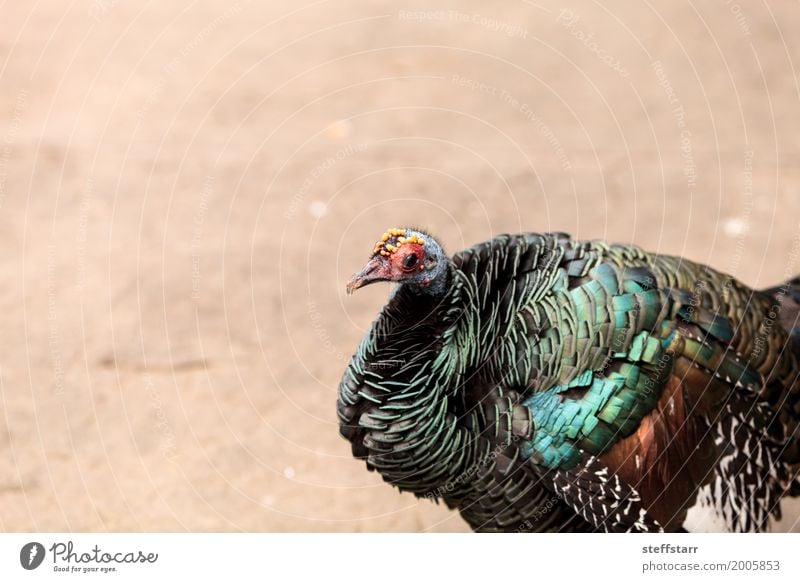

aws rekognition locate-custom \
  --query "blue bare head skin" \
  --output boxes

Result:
[346,227,449,297]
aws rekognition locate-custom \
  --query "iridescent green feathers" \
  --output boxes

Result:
[338,232,800,532]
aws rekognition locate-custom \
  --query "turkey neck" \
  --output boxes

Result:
[338,262,483,495]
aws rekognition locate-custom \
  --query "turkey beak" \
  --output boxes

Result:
[346,256,390,294]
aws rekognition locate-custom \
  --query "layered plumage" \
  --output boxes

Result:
[338,230,800,532]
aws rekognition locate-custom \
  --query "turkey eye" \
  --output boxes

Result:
[402,253,418,269]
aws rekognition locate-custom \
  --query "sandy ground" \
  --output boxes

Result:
[0,1,799,532]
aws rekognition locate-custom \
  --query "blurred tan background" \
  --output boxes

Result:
[0,1,799,532]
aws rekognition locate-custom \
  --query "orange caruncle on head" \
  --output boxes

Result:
[372,228,426,258]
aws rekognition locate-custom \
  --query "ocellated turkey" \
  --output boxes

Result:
[338,229,800,532]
